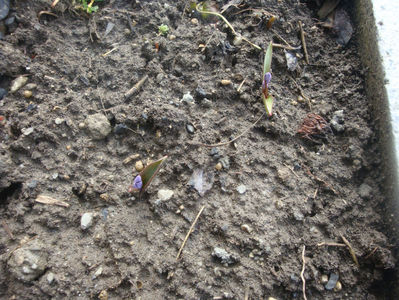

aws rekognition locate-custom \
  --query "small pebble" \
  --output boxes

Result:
[27,180,38,189]
[215,162,222,171]
[179,205,184,210]
[23,90,32,98]
[55,118,64,125]
[135,160,144,172]
[157,189,174,201]
[124,28,131,35]
[321,274,329,284]
[78,122,85,129]
[236,184,247,194]
[25,83,37,90]
[98,290,108,300]
[81,212,94,230]
[297,95,305,103]
[325,273,339,290]
[334,281,342,292]
[219,157,230,169]
[191,18,199,25]
[0,87,7,100]
[267,297,278,300]
[233,35,243,46]
[221,79,231,86]
[10,76,28,93]
[241,224,252,233]
[186,124,195,134]
[21,127,34,136]
[47,272,55,284]
[155,129,161,138]
[182,92,194,104]
[168,34,176,40]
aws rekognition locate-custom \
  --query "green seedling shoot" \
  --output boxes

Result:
[262,42,274,116]
[158,24,169,36]
[78,0,103,13]
[129,156,168,198]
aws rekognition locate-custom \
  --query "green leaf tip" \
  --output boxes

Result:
[263,41,273,76]
[139,155,168,194]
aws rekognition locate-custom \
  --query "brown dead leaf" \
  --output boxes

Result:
[35,194,70,208]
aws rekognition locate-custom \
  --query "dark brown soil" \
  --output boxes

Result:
[0,0,396,299]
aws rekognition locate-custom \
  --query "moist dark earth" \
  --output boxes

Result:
[0,0,397,299]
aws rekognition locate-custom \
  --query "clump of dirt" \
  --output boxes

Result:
[0,0,396,299]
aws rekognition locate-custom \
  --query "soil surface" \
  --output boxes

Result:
[0,0,397,299]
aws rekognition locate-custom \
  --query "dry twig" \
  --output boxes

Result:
[1,220,14,240]
[124,75,148,100]
[176,205,205,260]
[300,245,308,300]
[298,21,309,64]
[317,241,346,247]
[189,113,265,148]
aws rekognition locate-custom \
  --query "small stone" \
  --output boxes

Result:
[212,247,238,265]
[191,18,199,25]
[85,113,111,140]
[21,127,34,136]
[168,34,176,40]
[27,180,38,189]
[179,205,184,210]
[66,145,71,150]
[135,160,144,172]
[210,147,220,158]
[233,35,243,46]
[186,124,195,134]
[157,189,174,201]
[194,86,207,100]
[221,79,231,85]
[98,290,108,300]
[25,83,37,90]
[81,212,94,230]
[155,129,161,138]
[78,122,85,129]
[325,273,339,290]
[54,118,64,125]
[267,297,278,300]
[321,274,329,284]
[334,281,342,291]
[330,110,345,133]
[123,154,140,165]
[23,90,32,98]
[93,266,103,279]
[215,162,222,171]
[241,224,252,233]
[0,87,7,100]
[7,239,48,282]
[182,92,194,104]
[10,76,28,93]
[297,95,305,103]
[47,272,55,284]
[359,183,372,199]
[236,184,247,194]
[293,210,304,221]
[277,167,290,182]
[219,157,230,170]
[291,100,298,106]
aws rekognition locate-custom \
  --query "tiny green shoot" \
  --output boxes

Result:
[158,24,169,36]
[262,42,274,116]
[78,0,103,14]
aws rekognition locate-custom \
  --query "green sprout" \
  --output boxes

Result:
[78,0,103,14]
[262,42,274,116]
[158,24,169,36]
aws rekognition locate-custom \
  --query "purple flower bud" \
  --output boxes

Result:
[133,175,143,190]
[264,72,272,87]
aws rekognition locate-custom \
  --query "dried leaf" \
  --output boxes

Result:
[189,169,214,197]
[35,194,70,207]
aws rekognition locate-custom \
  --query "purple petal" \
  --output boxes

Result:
[133,175,143,190]
[265,72,272,87]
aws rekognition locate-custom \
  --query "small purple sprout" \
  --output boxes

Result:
[129,175,143,193]
[262,72,272,90]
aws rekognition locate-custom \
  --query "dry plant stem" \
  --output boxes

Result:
[341,234,360,267]
[272,43,300,51]
[317,242,346,247]
[1,220,14,239]
[102,47,118,57]
[190,112,265,148]
[298,21,310,64]
[291,77,312,110]
[272,30,296,49]
[364,246,379,260]
[176,205,205,260]
[38,11,58,20]
[237,78,246,92]
[301,245,308,300]
[283,163,299,178]
[51,0,60,8]
[196,4,262,51]
[124,74,149,99]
